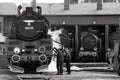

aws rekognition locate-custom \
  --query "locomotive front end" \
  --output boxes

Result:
[7,39,52,73]
[6,6,53,73]
[79,31,101,62]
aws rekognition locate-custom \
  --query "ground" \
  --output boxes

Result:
[0,66,120,80]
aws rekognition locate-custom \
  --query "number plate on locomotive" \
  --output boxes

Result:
[25,26,34,30]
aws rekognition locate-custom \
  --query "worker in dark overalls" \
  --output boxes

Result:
[54,47,65,75]
[64,48,71,74]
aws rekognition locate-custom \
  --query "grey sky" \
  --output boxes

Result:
[0,0,64,5]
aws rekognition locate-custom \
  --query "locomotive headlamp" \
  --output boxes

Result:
[39,54,47,62]
[34,49,38,52]
[92,52,97,57]
[79,52,83,57]
[80,47,84,51]
[94,47,97,51]
[12,54,20,63]
[22,49,25,52]
[38,46,46,53]
[14,47,20,54]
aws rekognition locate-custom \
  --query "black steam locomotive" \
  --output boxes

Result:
[6,6,53,73]
[79,29,102,62]
[109,29,120,76]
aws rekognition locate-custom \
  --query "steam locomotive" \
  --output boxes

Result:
[6,6,53,73]
[79,29,102,62]
[109,29,120,76]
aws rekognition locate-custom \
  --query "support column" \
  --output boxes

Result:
[75,25,79,61]
[105,25,109,52]
[119,19,120,30]
[1,17,4,34]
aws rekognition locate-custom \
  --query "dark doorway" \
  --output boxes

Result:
[51,25,76,62]
[78,25,105,62]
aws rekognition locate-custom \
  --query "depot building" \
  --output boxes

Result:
[0,0,120,62]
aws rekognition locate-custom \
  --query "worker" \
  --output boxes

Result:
[54,47,65,75]
[64,48,71,74]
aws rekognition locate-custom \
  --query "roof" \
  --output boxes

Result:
[0,3,120,16]
[0,3,17,16]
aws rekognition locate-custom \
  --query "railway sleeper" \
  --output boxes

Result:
[18,74,50,80]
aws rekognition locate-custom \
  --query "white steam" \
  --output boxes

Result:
[47,29,63,72]
[48,29,63,49]
[39,29,63,72]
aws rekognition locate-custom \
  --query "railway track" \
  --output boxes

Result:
[18,74,49,80]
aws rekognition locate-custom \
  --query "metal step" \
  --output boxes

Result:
[70,62,109,67]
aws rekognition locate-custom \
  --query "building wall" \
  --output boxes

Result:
[0,17,2,33]
[3,15,120,36]
[45,15,119,25]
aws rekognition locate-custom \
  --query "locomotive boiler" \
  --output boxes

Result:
[79,29,102,62]
[6,6,53,73]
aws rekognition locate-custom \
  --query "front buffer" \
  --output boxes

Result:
[6,39,53,73]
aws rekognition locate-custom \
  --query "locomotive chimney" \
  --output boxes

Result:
[64,0,70,10]
[96,0,103,10]
[31,0,36,11]
[17,5,22,16]
[26,7,33,13]
[37,6,42,16]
